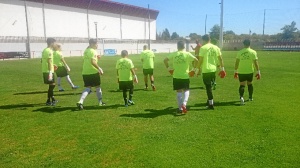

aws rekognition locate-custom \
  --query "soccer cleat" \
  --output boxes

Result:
[248,98,253,101]
[99,101,106,106]
[51,100,58,106]
[46,101,52,106]
[151,85,156,91]
[124,103,128,107]
[144,87,148,90]
[128,100,135,106]
[181,105,187,114]
[240,97,245,105]
[72,86,79,89]
[59,89,65,92]
[76,102,84,110]
[88,90,92,94]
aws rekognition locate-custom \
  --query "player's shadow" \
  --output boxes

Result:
[55,92,81,96]
[0,103,44,110]
[119,107,179,118]
[32,106,74,113]
[191,100,241,110]
[72,104,123,112]
[14,91,48,95]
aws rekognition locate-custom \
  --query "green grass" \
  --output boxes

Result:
[0,51,300,167]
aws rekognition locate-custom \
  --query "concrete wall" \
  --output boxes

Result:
[0,0,156,40]
[0,42,178,58]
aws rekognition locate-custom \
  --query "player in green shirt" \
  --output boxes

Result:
[77,39,105,110]
[164,41,198,114]
[116,50,138,107]
[140,45,156,91]
[234,39,261,105]
[196,35,226,110]
[41,38,57,106]
[53,43,79,92]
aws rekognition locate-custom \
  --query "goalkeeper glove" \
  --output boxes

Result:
[218,67,226,78]
[255,70,261,80]
[234,70,238,79]
[168,67,174,75]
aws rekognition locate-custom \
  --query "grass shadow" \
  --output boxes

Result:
[191,100,241,110]
[189,86,205,90]
[119,107,180,118]
[55,92,81,96]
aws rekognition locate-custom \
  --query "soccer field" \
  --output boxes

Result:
[0,51,299,167]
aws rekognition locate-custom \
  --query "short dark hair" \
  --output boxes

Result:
[177,41,185,50]
[47,38,56,46]
[121,50,128,57]
[202,34,210,42]
[243,39,251,46]
[89,38,97,45]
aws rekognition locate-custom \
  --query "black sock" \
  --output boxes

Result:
[48,85,56,102]
[239,85,245,98]
[129,89,133,101]
[151,81,154,85]
[248,84,253,99]
[123,89,127,104]
[145,84,148,88]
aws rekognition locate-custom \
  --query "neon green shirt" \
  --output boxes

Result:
[42,47,54,73]
[199,43,221,73]
[167,50,196,79]
[82,47,98,75]
[53,51,64,67]
[236,48,258,74]
[140,50,155,69]
[116,58,134,81]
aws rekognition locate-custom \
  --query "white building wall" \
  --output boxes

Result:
[0,0,157,40]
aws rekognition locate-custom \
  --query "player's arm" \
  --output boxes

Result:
[254,59,261,79]
[190,45,195,50]
[48,58,53,72]
[217,54,226,78]
[61,57,71,71]
[234,58,240,78]
[91,57,103,75]
[163,57,169,68]
[130,68,138,83]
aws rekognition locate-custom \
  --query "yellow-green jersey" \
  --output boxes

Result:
[167,51,196,79]
[53,51,64,67]
[199,43,221,73]
[42,47,54,73]
[82,47,98,75]
[116,58,134,81]
[140,50,155,69]
[236,48,258,74]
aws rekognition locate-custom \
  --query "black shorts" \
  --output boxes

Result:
[143,68,154,75]
[43,73,55,84]
[173,78,190,90]
[56,66,68,77]
[238,73,253,82]
[202,72,216,86]
[119,81,134,90]
[82,73,101,87]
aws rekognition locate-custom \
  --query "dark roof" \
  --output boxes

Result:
[25,0,159,19]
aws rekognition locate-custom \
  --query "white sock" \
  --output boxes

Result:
[177,92,183,110]
[57,77,63,90]
[66,75,75,87]
[209,99,214,105]
[79,88,91,104]
[96,87,102,103]
[183,90,190,106]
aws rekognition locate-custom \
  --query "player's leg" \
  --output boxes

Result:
[238,74,248,105]
[128,81,135,105]
[96,86,105,106]
[149,69,156,91]
[77,74,93,110]
[203,73,214,109]
[120,82,128,106]
[173,78,183,112]
[66,75,79,89]
[56,67,64,91]
[181,79,190,113]
[143,69,148,90]
[57,77,64,91]
[247,73,254,101]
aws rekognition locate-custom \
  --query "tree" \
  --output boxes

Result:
[209,24,220,40]
[161,28,171,40]
[189,33,201,41]
[280,21,298,40]
[171,32,180,40]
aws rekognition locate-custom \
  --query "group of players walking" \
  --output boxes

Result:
[41,34,260,114]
